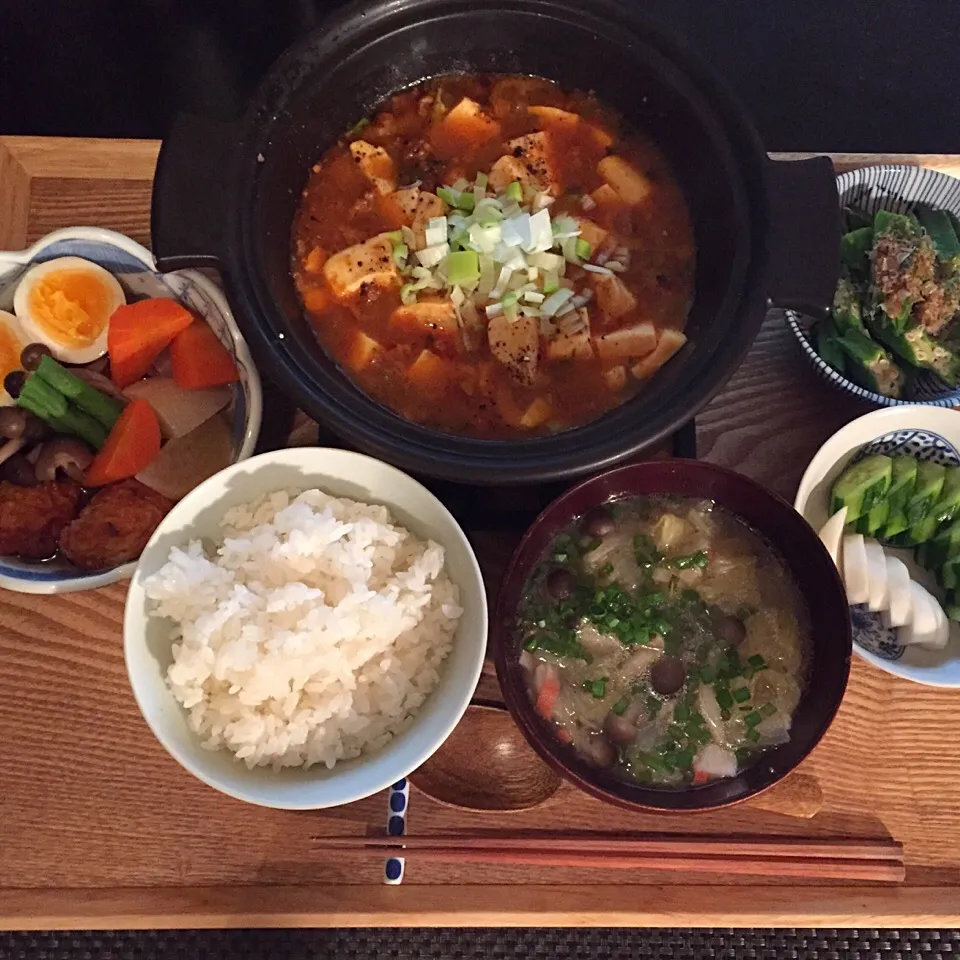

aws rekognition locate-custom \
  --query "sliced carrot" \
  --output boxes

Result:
[692,769,712,786]
[169,321,240,390]
[556,728,574,745]
[108,298,195,388]
[535,667,561,720]
[84,398,162,487]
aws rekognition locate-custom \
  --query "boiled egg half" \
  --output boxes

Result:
[13,257,125,364]
[0,311,27,405]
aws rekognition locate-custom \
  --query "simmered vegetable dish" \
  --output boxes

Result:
[517,497,811,787]
[291,75,695,438]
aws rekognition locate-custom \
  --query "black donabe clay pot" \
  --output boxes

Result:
[152,0,839,485]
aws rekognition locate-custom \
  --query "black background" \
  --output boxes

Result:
[4,0,960,151]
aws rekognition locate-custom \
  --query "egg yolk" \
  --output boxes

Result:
[0,326,21,380]
[27,269,112,348]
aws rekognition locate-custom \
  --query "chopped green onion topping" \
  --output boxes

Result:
[392,244,409,266]
[759,702,776,718]
[744,711,762,728]
[575,237,592,261]
[583,678,608,699]
[732,687,750,704]
[747,654,766,670]
[505,181,523,202]
[612,696,630,715]
[446,249,480,287]
[745,727,760,742]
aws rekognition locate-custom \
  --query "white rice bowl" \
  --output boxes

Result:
[144,488,463,771]
[124,448,487,810]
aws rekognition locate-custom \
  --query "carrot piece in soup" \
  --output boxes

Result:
[107,298,195,388]
[84,398,162,487]
[535,666,561,719]
[170,321,240,389]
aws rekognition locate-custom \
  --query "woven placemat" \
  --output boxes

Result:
[2,929,959,960]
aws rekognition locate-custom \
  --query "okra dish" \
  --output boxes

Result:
[516,496,811,787]
[813,203,960,398]
[0,257,240,570]
[291,74,695,439]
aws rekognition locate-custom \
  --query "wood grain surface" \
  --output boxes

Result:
[1,139,959,929]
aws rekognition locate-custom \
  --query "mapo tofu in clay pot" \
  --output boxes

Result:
[292,75,695,439]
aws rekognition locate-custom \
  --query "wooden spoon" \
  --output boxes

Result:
[409,703,562,812]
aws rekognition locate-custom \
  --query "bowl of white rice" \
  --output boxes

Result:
[123,447,487,809]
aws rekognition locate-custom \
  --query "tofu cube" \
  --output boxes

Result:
[406,349,455,390]
[486,131,564,197]
[590,183,623,208]
[598,156,653,206]
[323,233,400,301]
[301,285,331,314]
[630,329,688,380]
[527,105,580,128]
[593,322,658,361]
[431,97,501,155]
[488,155,533,194]
[602,365,628,391]
[591,272,638,319]
[546,321,594,361]
[528,105,614,148]
[380,188,446,248]
[304,246,328,273]
[345,330,382,372]
[390,299,459,340]
[349,140,397,194]
[574,217,609,253]
[488,314,540,387]
[519,396,552,428]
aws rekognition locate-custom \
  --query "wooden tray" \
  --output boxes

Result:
[0,139,959,930]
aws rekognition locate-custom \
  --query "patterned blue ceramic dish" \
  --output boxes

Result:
[795,406,960,687]
[0,227,262,594]
[786,165,960,408]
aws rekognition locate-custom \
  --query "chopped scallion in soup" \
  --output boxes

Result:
[516,496,811,787]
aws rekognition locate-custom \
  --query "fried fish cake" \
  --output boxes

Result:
[59,479,173,571]
[0,479,82,559]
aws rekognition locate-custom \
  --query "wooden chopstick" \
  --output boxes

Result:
[380,849,904,883]
[314,833,903,861]
[312,833,905,883]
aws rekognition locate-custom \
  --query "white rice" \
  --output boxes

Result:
[143,488,462,770]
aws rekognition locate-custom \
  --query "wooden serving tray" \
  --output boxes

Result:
[0,139,958,930]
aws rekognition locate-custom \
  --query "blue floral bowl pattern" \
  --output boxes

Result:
[786,164,960,409]
[848,428,960,661]
[0,227,262,594]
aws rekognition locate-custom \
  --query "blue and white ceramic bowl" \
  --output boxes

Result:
[0,227,262,594]
[786,164,960,408]
[795,406,960,687]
